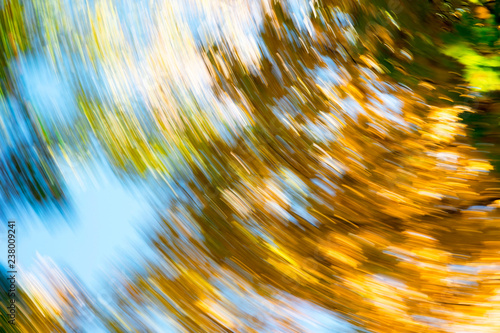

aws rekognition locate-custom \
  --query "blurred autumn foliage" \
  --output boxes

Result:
[2,0,500,332]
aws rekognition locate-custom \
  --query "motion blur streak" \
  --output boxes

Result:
[1,0,500,332]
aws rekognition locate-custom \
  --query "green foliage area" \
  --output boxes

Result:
[441,4,500,92]
[0,0,29,74]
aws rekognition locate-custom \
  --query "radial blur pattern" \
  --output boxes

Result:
[1,0,500,332]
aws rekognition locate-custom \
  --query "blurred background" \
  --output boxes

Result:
[1,0,500,332]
